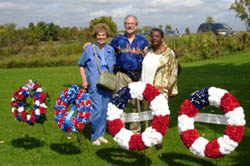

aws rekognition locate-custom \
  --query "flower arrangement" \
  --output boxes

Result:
[178,87,245,158]
[107,82,170,151]
[54,85,92,133]
[10,80,49,125]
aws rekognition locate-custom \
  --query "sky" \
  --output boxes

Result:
[0,0,247,33]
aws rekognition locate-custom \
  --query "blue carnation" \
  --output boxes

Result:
[189,87,209,110]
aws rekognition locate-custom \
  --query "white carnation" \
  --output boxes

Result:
[178,115,195,133]
[114,128,133,150]
[142,127,162,147]
[189,137,209,157]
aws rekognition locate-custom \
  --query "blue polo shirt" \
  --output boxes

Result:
[110,33,148,71]
[78,44,116,93]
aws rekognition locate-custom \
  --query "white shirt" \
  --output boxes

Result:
[141,50,162,85]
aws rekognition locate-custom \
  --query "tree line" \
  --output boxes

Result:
[0,16,118,47]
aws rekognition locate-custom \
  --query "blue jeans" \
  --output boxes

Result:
[89,87,112,141]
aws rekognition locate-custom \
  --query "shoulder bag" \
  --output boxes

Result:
[93,45,116,91]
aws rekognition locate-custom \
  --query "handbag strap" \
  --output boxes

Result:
[93,45,102,73]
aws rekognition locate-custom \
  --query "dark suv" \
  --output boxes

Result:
[197,23,233,36]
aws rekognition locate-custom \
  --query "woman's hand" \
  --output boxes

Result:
[82,81,89,89]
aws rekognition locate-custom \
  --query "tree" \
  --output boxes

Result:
[142,25,152,35]
[206,16,215,23]
[59,27,71,41]
[165,24,172,31]
[230,0,250,30]
[70,26,79,40]
[185,27,190,34]
[37,21,47,41]
[89,16,117,37]
[45,22,60,41]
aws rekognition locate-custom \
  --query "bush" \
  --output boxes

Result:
[0,32,249,68]
[165,32,250,62]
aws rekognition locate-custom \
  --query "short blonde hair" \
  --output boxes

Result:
[93,23,110,37]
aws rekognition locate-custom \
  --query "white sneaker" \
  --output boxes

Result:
[92,140,101,146]
[98,137,108,144]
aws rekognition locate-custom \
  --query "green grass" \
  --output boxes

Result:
[0,51,250,166]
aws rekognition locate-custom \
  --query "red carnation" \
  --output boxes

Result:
[85,112,91,118]
[64,89,68,98]
[67,128,71,133]
[13,91,18,97]
[178,99,199,117]
[220,93,240,113]
[180,129,199,148]
[78,123,85,130]
[11,101,18,108]
[17,95,24,101]
[30,109,35,115]
[30,116,36,123]
[81,100,85,106]
[129,134,147,150]
[108,119,123,137]
[56,97,61,102]
[142,84,160,103]
[62,109,68,113]
[40,107,46,114]
[62,102,69,107]
[18,87,23,92]
[224,125,245,143]
[86,99,92,105]
[13,111,18,117]
[79,112,84,118]
[72,118,78,126]
[54,110,60,115]
[34,84,40,89]
[39,92,47,102]
[205,140,223,158]
[21,111,27,122]
[151,115,169,135]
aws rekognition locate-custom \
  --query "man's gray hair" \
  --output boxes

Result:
[124,15,138,25]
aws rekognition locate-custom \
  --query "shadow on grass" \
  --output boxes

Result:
[50,142,82,155]
[159,152,215,166]
[96,148,152,166]
[11,135,44,150]
[230,135,250,166]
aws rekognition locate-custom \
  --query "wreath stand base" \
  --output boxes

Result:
[59,130,89,152]
[13,122,48,147]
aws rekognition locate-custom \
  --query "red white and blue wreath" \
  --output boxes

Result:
[178,87,245,158]
[107,82,170,151]
[54,85,92,133]
[10,80,49,125]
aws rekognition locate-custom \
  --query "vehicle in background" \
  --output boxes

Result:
[197,23,234,36]
[165,29,178,37]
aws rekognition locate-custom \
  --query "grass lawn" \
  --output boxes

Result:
[0,51,249,166]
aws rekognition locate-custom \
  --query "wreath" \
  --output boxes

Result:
[107,82,170,151]
[11,80,49,125]
[178,87,245,158]
[54,85,92,133]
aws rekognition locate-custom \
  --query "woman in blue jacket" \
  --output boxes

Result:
[78,23,116,146]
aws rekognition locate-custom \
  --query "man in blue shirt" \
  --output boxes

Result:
[110,15,148,133]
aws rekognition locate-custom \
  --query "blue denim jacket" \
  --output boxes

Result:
[78,44,116,93]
